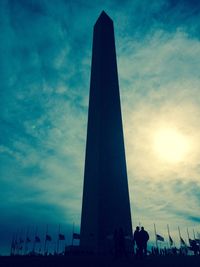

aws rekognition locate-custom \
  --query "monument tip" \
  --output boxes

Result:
[95,10,113,25]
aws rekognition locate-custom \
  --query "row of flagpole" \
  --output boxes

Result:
[10,223,199,256]
[153,223,200,249]
[10,224,81,256]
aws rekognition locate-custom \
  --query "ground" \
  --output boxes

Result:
[0,255,200,267]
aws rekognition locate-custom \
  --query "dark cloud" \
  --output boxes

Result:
[157,0,200,37]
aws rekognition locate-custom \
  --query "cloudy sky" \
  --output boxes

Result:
[0,0,200,254]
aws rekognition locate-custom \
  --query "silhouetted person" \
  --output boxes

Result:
[133,226,140,256]
[139,226,149,257]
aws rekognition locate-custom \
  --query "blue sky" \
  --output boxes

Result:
[0,0,200,254]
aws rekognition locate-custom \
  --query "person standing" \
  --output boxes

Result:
[139,226,149,256]
[133,226,140,257]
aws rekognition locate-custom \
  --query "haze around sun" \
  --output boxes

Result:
[153,127,191,163]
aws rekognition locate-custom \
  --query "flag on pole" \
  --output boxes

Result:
[73,233,80,239]
[180,237,186,246]
[35,236,41,243]
[46,234,52,241]
[189,238,197,247]
[189,238,193,246]
[169,235,173,246]
[156,234,164,242]
[59,234,65,240]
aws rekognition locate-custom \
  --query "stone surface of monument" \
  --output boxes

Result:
[80,11,132,253]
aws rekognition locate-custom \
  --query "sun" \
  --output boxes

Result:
[153,128,190,163]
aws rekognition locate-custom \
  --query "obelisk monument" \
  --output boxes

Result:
[80,11,132,253]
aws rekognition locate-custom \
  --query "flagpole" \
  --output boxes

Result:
[24,226,28,255]
[15,229,19,255]
[44,224,48,255]
[187,228,190,245]
[193,229,196,239]
[18,229,22,256]
[71,222,75,247]
[154,223,158,249]
[19,228,23,255]
[20,228,23,255]
[10,232,14,256]
[63,232,66,254]
[33,226,38,254]
[65,230,67,254]
[178,226,181,247]
[18,229,21,256]
[24,227,28,255]
[57,224,60,254]
[14,232,18,256]
[12,232,16,256]
[167,224,171,248]
[54,241,56,255]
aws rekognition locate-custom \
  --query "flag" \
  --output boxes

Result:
[26,237,31,243]
[169,235,173,246]
[180,237,186,246]
[73,233,80,239]
[189,238,197,247]
[59,234,65,240]
[156,234,164,242]
[46,234,52,241]
[189,238,193,246]
[35,236,40,243]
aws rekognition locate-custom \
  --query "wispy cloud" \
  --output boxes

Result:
[118,18,200,236]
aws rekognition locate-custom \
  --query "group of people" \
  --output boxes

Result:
[133,226,149,257]
[113,226,149,258]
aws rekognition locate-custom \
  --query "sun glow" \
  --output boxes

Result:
[153,128,190,163]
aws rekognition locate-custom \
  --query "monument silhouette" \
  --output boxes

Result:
[80,11,132,253]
